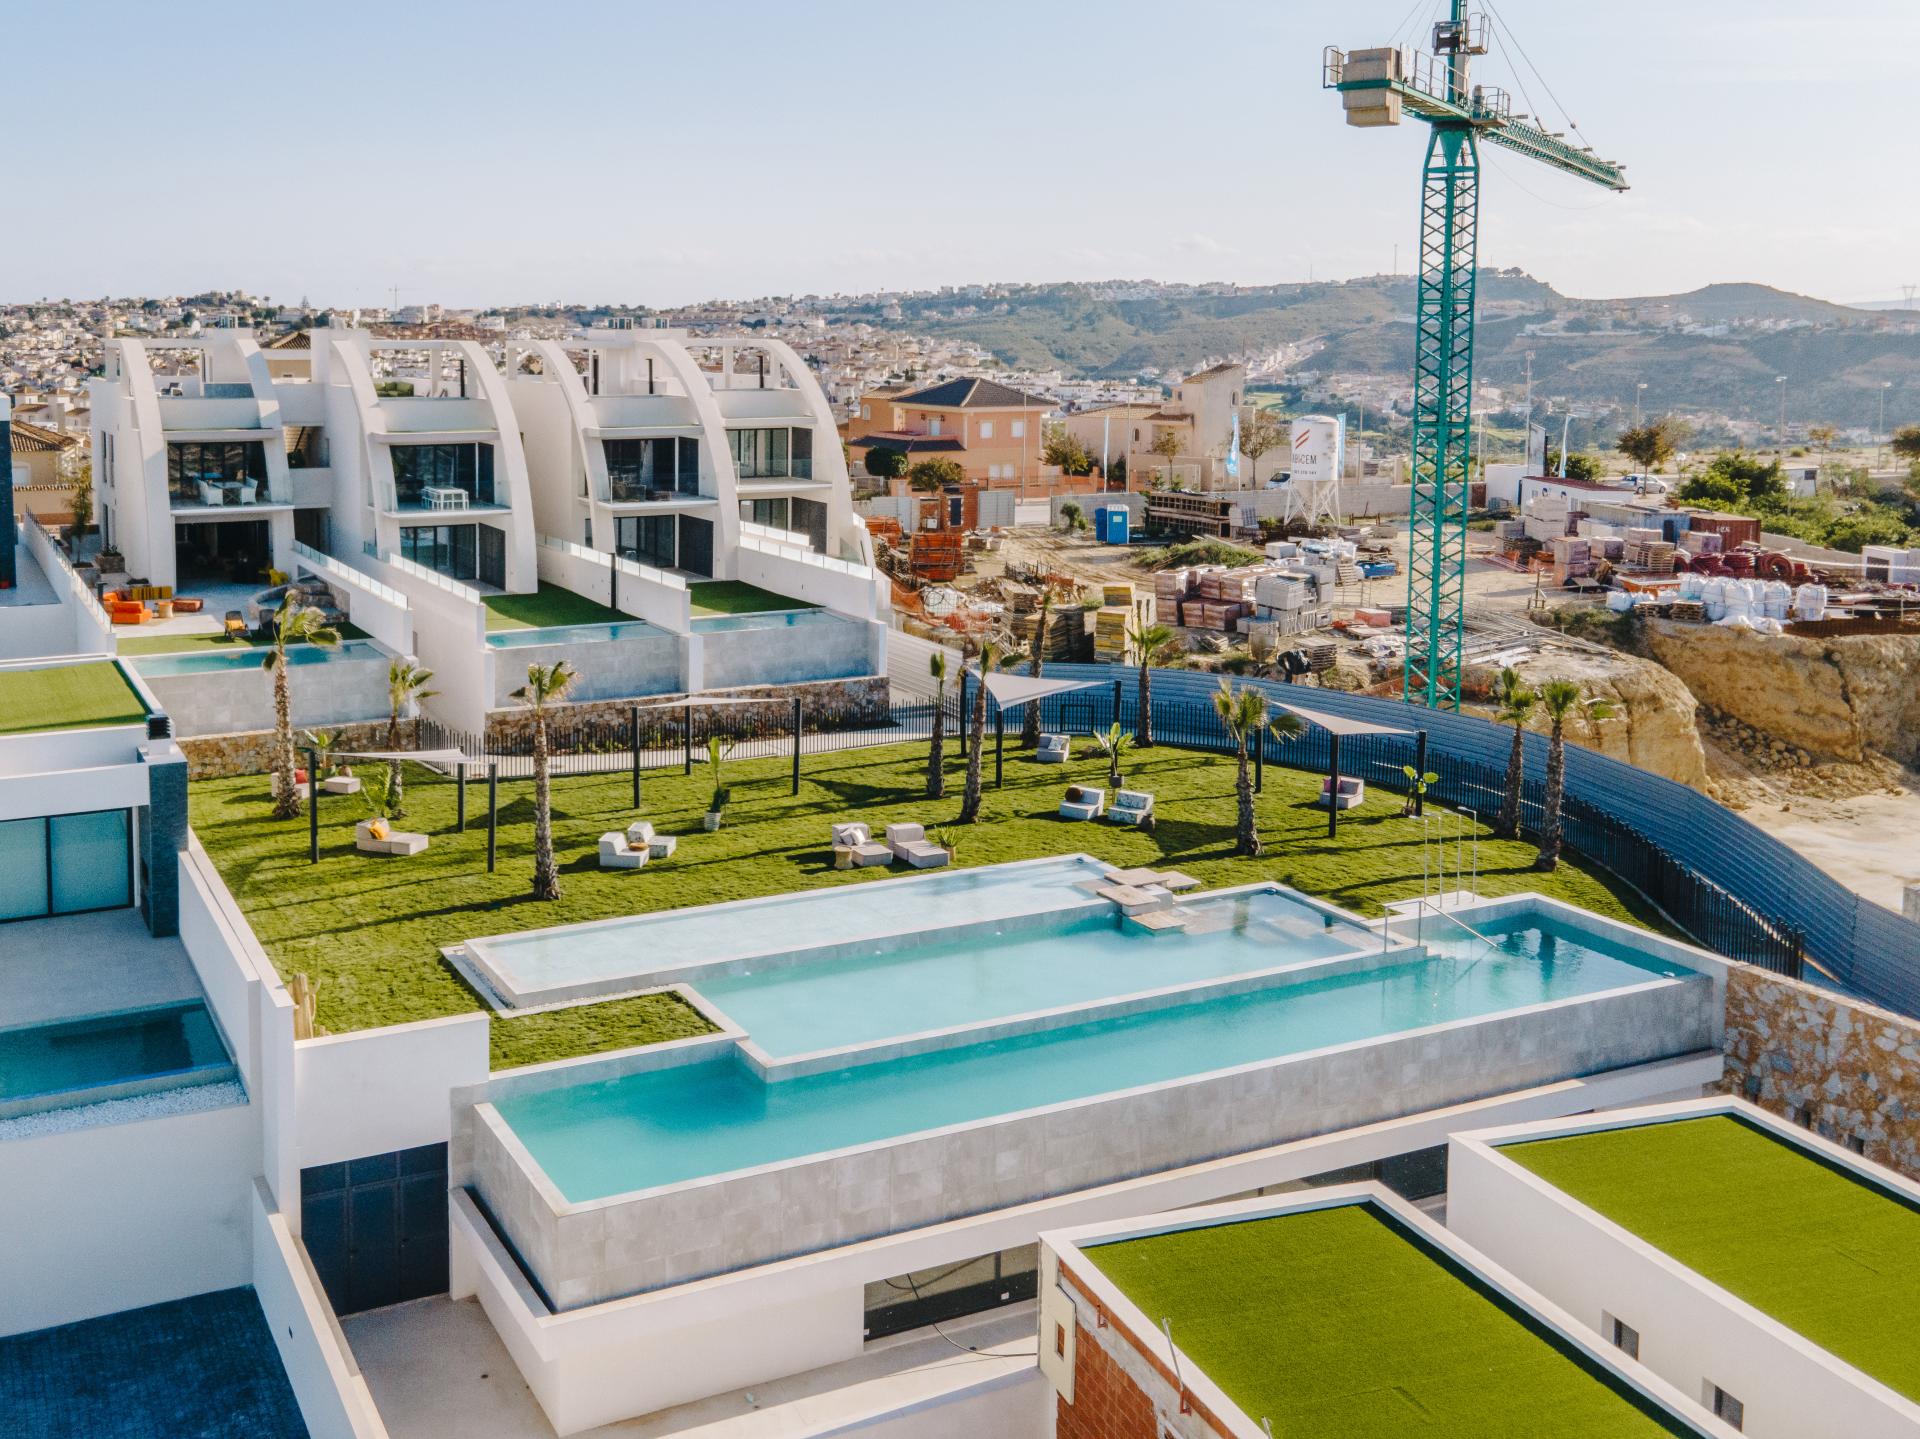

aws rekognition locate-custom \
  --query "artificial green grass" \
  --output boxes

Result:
[1085,1205,1695,1437]
[490,992,715,1072]
[1506,1114,1920,1400]
[0,662,147,735]
[688,580,812,616]
[188,742,1654,1063]
[118,623,369,655]
[483,584,624,632]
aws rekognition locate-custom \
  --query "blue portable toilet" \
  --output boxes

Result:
[1094,504,1129,546]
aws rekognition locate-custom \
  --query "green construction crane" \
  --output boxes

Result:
[1325,5,1626,709]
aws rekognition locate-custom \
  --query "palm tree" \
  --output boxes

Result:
[1493,667,1537,840]
[383,659,438,818]
[956,640,998,824]
[1533,680,1611,872]
[926,650,949,799]
[1093,723,1133,793]
[1211,679,1303,857]
[1127,622,1178,747]
[263,595,340,820]
[1020,590,1052,750]
[513,661,578,900]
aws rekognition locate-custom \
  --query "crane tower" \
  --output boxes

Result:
[1325,3,1626,708]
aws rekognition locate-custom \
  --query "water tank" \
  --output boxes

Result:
[1288,417,1346,489]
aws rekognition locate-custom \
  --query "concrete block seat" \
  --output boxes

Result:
[1108,789,1154,826]
[599,833,648,870]
[884,822,949,869]
[647,834,677,860]
[1318,776,1365,810]
[1059,785,1106,821]
[321,774,362,795]
[354,819,428,857]
[831,822,892,869]
[1036,733,1070,764]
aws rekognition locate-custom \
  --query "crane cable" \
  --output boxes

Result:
[1482,1,1592,149]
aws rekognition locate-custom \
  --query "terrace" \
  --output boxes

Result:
[0,660,147,736]
[188,741,1657,1069]
[1057,1193,1716,1438]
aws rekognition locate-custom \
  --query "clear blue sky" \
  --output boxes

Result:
[8,0,1913,308]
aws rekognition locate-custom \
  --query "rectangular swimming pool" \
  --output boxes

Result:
[0,999,237,1119]
[485,619,661,649]
[131,640,382,678]
[691,609,833,633]
[496,934,1693,1202]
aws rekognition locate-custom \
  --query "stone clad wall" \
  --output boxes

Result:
[1721,964,1920,1179]
[178,718,415,780]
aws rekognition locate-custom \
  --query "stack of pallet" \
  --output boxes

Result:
[1622,527,1676,573]
[1667,599,1706,623]
[1679,530,1723,557]
[1548,536,1593,588]
[1093,582,1153,664]
[1298,639,1338,673]
[1153,568,1195,615]
[910,528,965,582]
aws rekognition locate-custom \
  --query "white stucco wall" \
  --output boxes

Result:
[294,1013,490,1170]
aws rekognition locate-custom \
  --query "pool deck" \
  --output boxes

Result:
[342,1294,1037,1438]
[0,910,203,1031]
[1502,1112,1920,1402]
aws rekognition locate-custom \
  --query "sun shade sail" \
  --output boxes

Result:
[977,672,1111,710]
[1273,700,1416,738]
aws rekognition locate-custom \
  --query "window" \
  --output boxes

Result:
[0,809,132,921]
[1011,420,1025,439]
[1054,1323,1067,1357]
[860,404,871,419]
[726,428,805,479]
[400,523,478,580]
[742,497,792,530]
[391,443,494,508]
[929,417,943,436]
[979,421,994,440]
[1604,1314,1640,1360]
[167,441,267,504]
[1709,1384,1744,1431]
[616,514,676,569]
[605,437,685,500]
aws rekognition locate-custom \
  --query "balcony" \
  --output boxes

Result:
[158,396,263,432]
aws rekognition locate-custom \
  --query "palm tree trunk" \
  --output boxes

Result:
[271,661,302,820]
[1535,720,1566,871]
[386,712,405,819]
[1138,664,1154,747]
[1498,722,1525,838]
[1109,753,1121,792]
[1021,604,1046,750]
[532,712,560,899]
[1234,740,1261,856]
[957,678,988,823]
[926,680,947,799]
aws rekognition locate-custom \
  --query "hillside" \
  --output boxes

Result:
[834,275,1920,426]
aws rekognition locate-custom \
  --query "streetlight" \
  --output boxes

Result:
[1633,381,1647,429]
[1881,381,1894,464]
[1775,376,1788,448]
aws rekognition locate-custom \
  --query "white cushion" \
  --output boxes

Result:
[885,823,925,845]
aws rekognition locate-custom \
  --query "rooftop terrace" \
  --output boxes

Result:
[0,661,147,737]
[1505,1113,1920,1402]
[1082,1202,1701,1437]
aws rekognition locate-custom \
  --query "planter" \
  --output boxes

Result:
[702,811,723,832]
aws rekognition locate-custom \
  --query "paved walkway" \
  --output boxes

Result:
[0,909,203,1029]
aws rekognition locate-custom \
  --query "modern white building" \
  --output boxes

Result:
[508,326,872,577]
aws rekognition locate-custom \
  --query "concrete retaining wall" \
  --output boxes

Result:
[488,631,682,709]
[470,973,1713,1310]
[138,647,392,739]
[700,614,871,690]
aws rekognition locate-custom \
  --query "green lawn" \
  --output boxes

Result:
[1084,1204,1696,1437]
[0,662,147,736]
[1507,1114,1920,1401]
[689,580,812,616]
[483,584,624,632]
[118,623,369,655]
[189,741,1653,1067]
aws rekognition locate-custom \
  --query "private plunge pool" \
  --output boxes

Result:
[0,998,237,1120]
[457,872,1717,1311]
[131,639,384,677]
[485,619,662,649]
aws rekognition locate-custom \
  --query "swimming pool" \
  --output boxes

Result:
[462,855,1116,1006]
[496,934,1694,1201]
[1416,911,1691,981]
[691,609,833,633]
[699,889,1376,1060]
[132,640,382,678]
[0,999,237,1119]
[486,619,661,649]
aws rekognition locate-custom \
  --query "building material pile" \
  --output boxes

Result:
[1093,582,1154,664]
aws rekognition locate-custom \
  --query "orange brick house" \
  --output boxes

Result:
[848,377,1097,495]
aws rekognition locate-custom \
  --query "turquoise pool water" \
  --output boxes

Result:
[470,855,1109,997]
[133,640,381,677]
[498,934,1692,1201]
[692,609,835,633]
[1415,912,1688,980]
[0,1000,235,1118]
[486,619,661,649]
[700,891,1374,1059]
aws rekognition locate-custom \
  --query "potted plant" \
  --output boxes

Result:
[702,734,734,831]
[932,827,960,865]
[305,729,359,793]
[355,767,397,845]
[1399,765,1439,819]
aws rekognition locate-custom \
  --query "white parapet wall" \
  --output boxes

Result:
[18,514,116,657]
[295,1012,491,1170]
[251,1180,392,1439]
[358,551,492,730]
[292,541,414,658]
[733,524,885,620]
[1448,1098,1920,1439]
[535,535,691,633]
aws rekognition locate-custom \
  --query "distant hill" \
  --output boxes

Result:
[834,275,1920,429]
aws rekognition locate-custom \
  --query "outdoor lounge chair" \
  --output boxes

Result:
[884,822,949,869]
[354,819,428,857]
[1319,776,1365,810]
[598,832,648,870]
[831,822,893,868]
[1059,785,1106,821]
[222,610,249,641]
[625,820,656,847]
[1108,790,1154,827]
[1036,733,1070,764]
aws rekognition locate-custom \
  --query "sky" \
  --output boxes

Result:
[6,0,1915,310]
